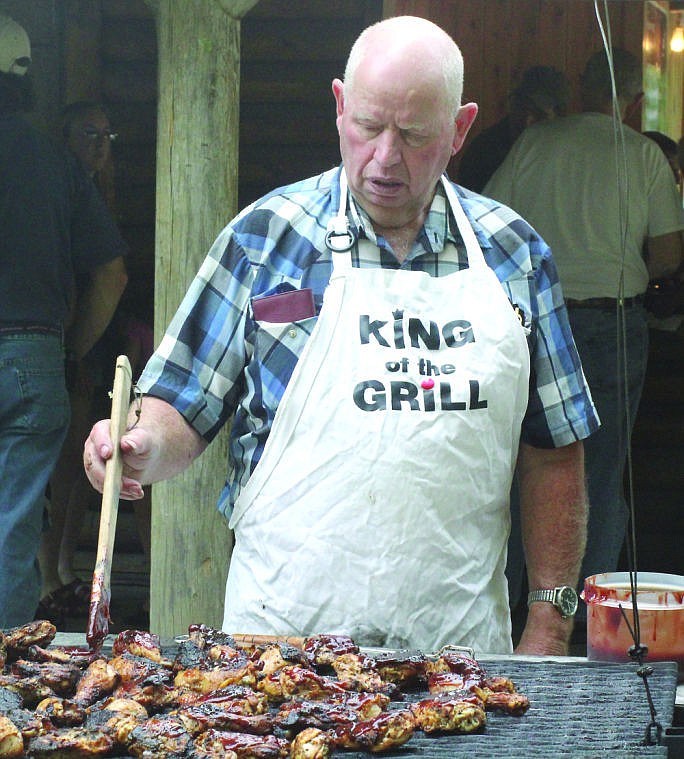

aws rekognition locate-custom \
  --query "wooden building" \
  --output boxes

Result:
[4,0,683,636]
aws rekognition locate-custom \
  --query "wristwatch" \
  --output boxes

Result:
[527,586,579,619]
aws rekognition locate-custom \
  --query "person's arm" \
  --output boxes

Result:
[83,396,207,500]
[646,230,683,281]
[514,440,588,656]
[66,256,128,360]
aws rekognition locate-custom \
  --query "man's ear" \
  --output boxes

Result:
[332,78,344,118]
[452,102,479,155]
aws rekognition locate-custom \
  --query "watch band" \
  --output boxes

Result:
[527,588,556,605]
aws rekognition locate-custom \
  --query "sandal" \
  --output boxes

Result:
[35,580,91,622]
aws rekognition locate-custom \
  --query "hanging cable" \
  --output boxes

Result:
[592,0,661,745]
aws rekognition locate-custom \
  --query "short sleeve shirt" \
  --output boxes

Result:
[137,167,599,516]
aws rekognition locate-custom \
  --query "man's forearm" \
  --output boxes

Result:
[67,257,128,359]
[515,440,588,654]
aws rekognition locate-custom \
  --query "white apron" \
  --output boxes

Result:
[224,175,530,654]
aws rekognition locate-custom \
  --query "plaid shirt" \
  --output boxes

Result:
[138,167,599,516]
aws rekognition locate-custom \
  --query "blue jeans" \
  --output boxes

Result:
[506,305,648,613]
[0,333,70,627]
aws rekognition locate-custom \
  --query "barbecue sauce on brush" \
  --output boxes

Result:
[85,585,110,652]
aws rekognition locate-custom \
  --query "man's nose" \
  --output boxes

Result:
[373,129,402,166]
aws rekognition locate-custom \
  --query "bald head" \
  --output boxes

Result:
[344,16,464,119]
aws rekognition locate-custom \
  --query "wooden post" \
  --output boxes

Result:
[146,0,258,637]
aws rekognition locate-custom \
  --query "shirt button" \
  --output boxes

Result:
[288,328,297,338]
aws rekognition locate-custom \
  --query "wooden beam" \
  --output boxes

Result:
[147,0,256,637]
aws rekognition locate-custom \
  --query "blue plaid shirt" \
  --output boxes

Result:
[138,166,599,516]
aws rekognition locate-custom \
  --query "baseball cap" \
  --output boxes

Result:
[0,13,31,76]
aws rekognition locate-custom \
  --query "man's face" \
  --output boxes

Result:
[332,55,476,232]
[66,108,112,176]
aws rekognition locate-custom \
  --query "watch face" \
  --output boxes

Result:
[558,586,579,617]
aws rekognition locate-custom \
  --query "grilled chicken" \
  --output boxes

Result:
[2,621,57,662]
[330,653,399,698]
[10,660,82,697]
[333,708,415,753]
[174,661,259,695]
[72,658,119,706]
[35,696,86,727]
[411,694,486,733]
[303,635,358,668]
[85,697,149,746]
[192,728,289,758]
[258,666,346,703]
[0,674,55,708]
[274,691,389,734]
[27,726,115,757]
[372,649,428,688]
[289,726,334,759]
[258,643,311,676]
[126,714,193,757]
[0,714,23,758]
[175,701,274,736]
[111,629,168,665]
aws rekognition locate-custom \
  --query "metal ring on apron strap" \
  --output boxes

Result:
[325,170,358,252]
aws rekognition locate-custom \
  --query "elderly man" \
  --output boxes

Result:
[85,16,598,656]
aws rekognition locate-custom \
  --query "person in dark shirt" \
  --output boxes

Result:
[457,65,569,193]
[0,14,128,627]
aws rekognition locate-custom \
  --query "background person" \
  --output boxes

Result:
[485,48,684,631]
[0,15,128,628]
[457,65,570,193]
[84,16,598,656]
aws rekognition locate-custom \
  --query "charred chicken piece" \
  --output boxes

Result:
[0,685,22,713]
[275,691,390,734]
[27,726,115,757]
[0,674,56,708]
[188,624,238,650]
[176,683,270,713]
[126,714,194,757]
[174,660,259,696]
[35,696,86,727]
[0,714,23,759]
[172,638,210,672]
[112,629,168,665]
[192,728,289,758]
[330,653,399,698]
[72,658,120,706]
[334,708,416,753]
[372,649,428,688]
[258,643,311,676]
[3,707,53,742]
[176,701,274,736]
[289,726,334,759]
[411,694,486,733]
[3,621,56,662]
[27,645,98,669]
[303,635,359,668]
[11,659,82,696]
[85,697,149,747]
[258,666,346,703]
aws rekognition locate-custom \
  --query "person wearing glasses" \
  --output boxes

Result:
[36,100,130,626]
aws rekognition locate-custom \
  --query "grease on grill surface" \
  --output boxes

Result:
[0,620,678,757]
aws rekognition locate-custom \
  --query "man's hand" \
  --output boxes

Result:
[83,396,207,498]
